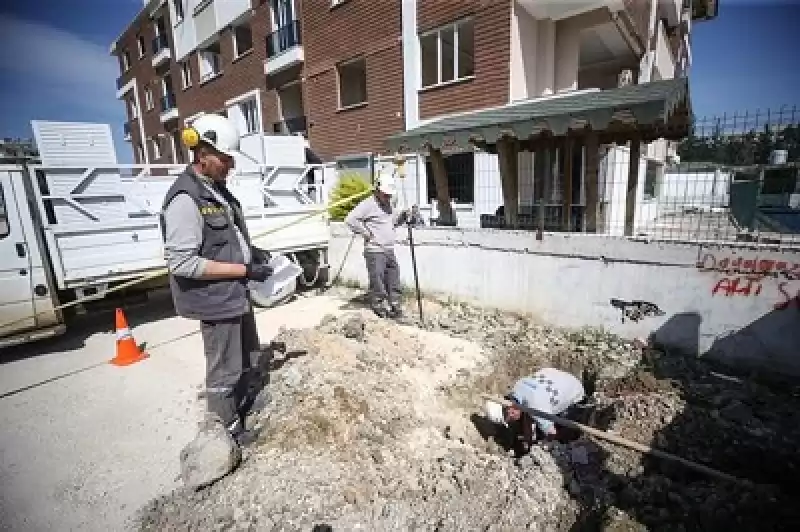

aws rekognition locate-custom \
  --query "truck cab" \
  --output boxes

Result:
[0,163,63,347]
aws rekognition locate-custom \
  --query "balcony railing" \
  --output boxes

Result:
[266,20,301,59]
[160,93,177,112]
[152,34,169,54]
[272,115,307,135]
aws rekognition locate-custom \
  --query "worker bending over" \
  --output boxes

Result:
[486,367,587,454]
[160,113,272,446]
[344,175,409,318]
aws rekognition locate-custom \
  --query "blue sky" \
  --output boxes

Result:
[0,0,798,164]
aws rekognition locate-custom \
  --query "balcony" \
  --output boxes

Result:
[152,34,171,67]
[264,20,304,75]
[159,93,179,123]
[517,0,609,21]
[123,122,132,141]
[272,115,308,136]
[115,75,135,99]
[688,0,719,21]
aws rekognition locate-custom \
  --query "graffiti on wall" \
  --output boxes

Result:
[697,252,800,279]
[610,299,665,323]
[698,252,800,310]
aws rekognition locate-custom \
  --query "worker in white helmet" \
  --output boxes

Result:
[344,174,410,318]
[159,113,272,446]
[485,367,588,455]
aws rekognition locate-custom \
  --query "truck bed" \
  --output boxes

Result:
[28,163,333,291]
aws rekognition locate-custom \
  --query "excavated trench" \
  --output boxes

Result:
[136,288,800,532]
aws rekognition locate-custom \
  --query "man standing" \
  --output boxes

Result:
[485,367,587,454]
[344,175,408,318]
[160,113,272,445]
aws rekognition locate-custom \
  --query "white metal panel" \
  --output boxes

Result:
[263,135,306,167]
[29,163,329,289]
[31,121,117,167]
[215,0,251,29]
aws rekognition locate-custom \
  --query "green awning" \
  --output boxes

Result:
[386,78,691,153]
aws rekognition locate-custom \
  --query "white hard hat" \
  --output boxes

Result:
[377,174,397,196]
[186,113,242,158]
[484,400,507,427]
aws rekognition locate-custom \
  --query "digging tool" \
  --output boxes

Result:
[481,393,748,485]
[406,213,424,323]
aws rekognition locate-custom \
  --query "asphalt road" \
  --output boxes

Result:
[0,292,345,532]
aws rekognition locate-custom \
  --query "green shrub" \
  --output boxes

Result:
[328,172,373,221]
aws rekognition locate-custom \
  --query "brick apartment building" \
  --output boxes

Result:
[111,0,717,168]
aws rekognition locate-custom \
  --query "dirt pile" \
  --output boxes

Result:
[135,291,800,531]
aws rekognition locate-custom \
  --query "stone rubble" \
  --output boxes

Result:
[135,287,800,532]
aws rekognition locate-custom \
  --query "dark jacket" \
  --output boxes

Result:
[160,167,252,321]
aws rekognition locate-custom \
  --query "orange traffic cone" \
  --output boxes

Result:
[110,308,149,366]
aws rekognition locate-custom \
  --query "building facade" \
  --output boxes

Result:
[111,0,717,167]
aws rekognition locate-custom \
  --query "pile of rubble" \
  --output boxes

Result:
[136,289,800,531]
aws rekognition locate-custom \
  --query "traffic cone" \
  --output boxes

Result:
[110,308,149,366]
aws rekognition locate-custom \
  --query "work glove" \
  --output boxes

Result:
[245,262,273,282]
[251,246,271,265]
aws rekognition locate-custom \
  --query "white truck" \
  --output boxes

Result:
[0,121,334,348]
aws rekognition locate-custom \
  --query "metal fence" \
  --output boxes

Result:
[452,107,800,245]
[623,106,800,244]
[319,107,800,245]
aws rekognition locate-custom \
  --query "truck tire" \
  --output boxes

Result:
[249,276,298,309]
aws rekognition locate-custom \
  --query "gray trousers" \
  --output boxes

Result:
[364,249,401,310]
[201,308,261,433]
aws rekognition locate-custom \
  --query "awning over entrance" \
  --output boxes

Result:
[385,78,691,153]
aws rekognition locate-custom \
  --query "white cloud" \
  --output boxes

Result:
[0,14,120,117]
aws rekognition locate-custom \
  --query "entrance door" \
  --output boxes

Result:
[0,171,35,336]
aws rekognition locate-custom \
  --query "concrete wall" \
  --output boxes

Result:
[329,223,800,377]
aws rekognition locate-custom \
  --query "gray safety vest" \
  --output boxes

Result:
[160,167,252,321]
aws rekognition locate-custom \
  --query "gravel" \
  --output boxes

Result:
[134,287,800,532]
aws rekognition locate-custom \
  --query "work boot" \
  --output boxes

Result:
[372,305,389,318]
[232,428,260,447]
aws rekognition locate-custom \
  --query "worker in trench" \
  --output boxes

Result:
[485,367,595,455]
[344,174,412,318]
[160,113,273,447]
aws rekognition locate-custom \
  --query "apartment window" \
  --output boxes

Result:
[172,131,186,163]
[420,19,475,89]
[425,152,475,204]
[337,57,367,109]
[128,97,139,120]
[173,0,184,21]
[136,142,145,163]
[122,50,131,71]
[198,42,222,83]
[180,60,192,89]
[151,137,162,160]
[137,35,146,57]
[233,24,253,58]
[643,160,661,200]
[144,87,154,110]
[0,182,10,239]
[240,98,259,134]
